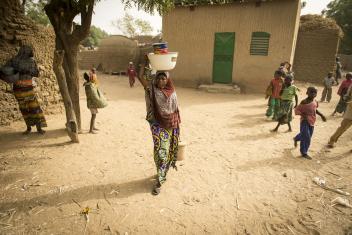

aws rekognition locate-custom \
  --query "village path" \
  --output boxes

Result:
[0,74,352,235]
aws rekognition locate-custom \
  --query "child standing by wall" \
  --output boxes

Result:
[272,75,298,132]
[83,72,107,134]
[320,72,335,103]
[265,70,284,120]
[294,87,326,159]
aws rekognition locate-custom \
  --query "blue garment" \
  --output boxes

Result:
[294,120,314,155]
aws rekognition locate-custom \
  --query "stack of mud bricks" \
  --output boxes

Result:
[0,6,63,126]
[294,29,340,84]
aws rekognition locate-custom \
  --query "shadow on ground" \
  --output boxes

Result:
[0,176,155,212]
[0,128,70,153]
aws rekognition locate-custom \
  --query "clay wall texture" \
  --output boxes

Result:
[162,0,301,92]
[0,4,63,126]
[294,31,340,83]
[78,36,140,73]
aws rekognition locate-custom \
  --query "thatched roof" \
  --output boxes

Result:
[174,0,282,7]
[300,14,343,37]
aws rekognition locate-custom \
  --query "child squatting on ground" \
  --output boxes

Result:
[272,74,298,132]
[266,70,284,120]
[293,87,326,159]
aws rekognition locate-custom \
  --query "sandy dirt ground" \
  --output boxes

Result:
[0,73,352,235]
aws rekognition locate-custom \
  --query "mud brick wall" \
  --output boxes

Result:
[0,3,63,126]
[338,54,352,72]
[294,29,340,83]
[78,36,140,73]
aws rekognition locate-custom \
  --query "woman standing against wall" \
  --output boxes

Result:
[0,45,47,134]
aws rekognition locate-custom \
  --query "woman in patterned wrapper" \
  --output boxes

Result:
[0,45,47,134]
[136,62,181,195]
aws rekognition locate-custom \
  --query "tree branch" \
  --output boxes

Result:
[21,0,26,13]
[72,1,94,43]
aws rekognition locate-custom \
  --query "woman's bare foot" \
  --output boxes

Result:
[37,129,46,135]
[23,129,31,135]
[327,143,334,148]
[293,138,298,148]
[36,124,45,135]
[89,130,97,134]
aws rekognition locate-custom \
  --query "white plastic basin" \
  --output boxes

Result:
[148,52,178,71]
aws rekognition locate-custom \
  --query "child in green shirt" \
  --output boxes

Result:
[272,75,298,132]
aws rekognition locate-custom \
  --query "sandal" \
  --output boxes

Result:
[302,154,312,160]
[152,183,161,196]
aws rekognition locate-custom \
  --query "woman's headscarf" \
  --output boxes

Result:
[155,71,175,98]
[9,45,38,77]
[17,45,34,58]
[152,71,180,128]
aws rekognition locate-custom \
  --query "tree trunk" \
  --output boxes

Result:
[53,50,79,143]
[62,43,81,131]
[44,0,94,134]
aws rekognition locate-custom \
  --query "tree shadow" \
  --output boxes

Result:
[236,148,316,172]
[232,131,278,141]
[0,128,70,153]
[0,176,155,212]
[313,148,352,165]
[236,147,352,173]
[229,117,268,128]
[240,103,268,109]
[233,113,265,119]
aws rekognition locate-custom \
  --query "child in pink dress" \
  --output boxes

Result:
[127,62,137,87]
[294,87,326,159]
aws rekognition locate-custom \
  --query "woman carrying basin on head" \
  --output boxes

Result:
[136,56,181,196]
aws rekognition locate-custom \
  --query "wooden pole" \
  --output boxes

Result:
[53,50,79,143]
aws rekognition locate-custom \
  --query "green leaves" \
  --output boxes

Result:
[325,0,352,54]
[112,13,154,38]
[81,25,108,47]
[121,0,174,14]
[25,0,50,26]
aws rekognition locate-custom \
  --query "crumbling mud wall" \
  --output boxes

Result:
[294,15,343,83]
[0,0,63,125]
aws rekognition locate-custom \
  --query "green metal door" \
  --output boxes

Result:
[212,32,235,84]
